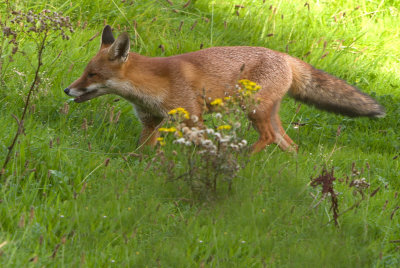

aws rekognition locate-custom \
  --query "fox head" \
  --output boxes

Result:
[64,25,130,103]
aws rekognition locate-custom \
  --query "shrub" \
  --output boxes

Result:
[154,80,261,199]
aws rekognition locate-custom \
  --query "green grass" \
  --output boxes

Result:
[1,0,400,266]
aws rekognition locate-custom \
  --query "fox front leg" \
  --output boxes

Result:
[135,109,164,148]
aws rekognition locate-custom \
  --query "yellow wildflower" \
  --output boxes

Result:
[239,79,261,92]
[168,109,177,115]
[158,127,177,132]
[157,137,166,146]
[239,79,257,86]
[169,107,190,119]
[238,79,252,86]
[176,107,187,113]
[217,125,232,130]
[249,85,261,91]
[210,98,224,106]
[241,91,252,97]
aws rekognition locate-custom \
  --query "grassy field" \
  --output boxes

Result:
[1,0,400,266]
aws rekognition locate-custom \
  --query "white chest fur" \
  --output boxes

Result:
[105,79,167,118]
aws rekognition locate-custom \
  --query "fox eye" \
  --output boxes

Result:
[88,73,97,78]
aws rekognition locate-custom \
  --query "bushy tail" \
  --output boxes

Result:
[287,57,385,118]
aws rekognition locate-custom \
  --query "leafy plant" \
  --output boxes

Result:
[154,79,262,198]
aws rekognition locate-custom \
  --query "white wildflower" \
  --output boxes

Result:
[201,139,213,147]
[174,138,186,144]
[185,141,192,146]
[182,127,190,134]
[238,142,247,149]
[188,132,198,142]
[205,128,215,135]
[214,132,222,140]
[352,178,369,188]
[191,115,199,123]
[208,149,217,155]
[214,113,222,119]
[219,136,232,143]
[196,129,205,135]
[230,144,239,150]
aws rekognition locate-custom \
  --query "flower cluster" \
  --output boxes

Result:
[349,178,370,189]
[1,8,74,62]
[154,80,262,197]
[159,127,177,133]
[210,98,224,106]
[239,79,262,91]
[9,10,74,38]
[208,79,261,113]
[158,108,247,155]
[217,125,232,131]
[156,137,166,146]
[238,79,261,96]
[168,107,190,119]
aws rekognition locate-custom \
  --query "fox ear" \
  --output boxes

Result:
[101,25,115,48]
[108,32,130,62]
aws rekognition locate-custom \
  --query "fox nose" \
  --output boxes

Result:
[64,88,70,95]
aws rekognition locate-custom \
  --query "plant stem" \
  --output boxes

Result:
[0,32,47,181]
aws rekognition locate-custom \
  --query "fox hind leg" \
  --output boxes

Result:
[270,101,297,151]
[248,99,297,153]
[248,102,276,153]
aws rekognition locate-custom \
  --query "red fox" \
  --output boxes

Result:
[65,25,385,153]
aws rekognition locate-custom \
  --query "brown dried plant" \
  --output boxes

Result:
[310,167,339,225]
[310,163,375,227]
[0,5,74,180]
